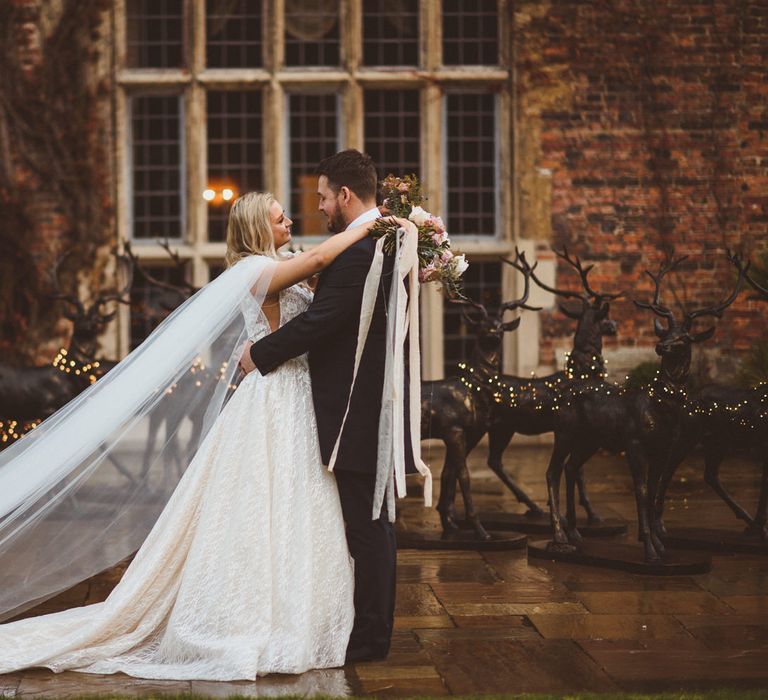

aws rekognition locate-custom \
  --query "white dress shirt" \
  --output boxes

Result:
[346,207,381,230]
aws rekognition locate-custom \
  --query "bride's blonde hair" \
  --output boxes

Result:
[225,191,278,267]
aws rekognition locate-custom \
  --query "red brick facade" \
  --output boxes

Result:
[515,0,767,376]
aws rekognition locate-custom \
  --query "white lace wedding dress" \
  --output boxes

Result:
[0,284,355,681]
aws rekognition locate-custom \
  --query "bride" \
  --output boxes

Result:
[0,192,412,681]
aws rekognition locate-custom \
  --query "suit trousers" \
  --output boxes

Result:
[334,469,396,661]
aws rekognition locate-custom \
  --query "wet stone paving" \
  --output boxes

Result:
[2,443,768,696]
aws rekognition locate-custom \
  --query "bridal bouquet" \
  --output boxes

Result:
[371,174,468,297]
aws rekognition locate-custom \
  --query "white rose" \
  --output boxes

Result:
[453,254,469,275]
[408,206,431,227]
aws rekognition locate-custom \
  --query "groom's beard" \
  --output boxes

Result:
[326,207,347,234]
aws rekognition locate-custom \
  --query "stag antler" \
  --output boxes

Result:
[744,257,768,301]
[93,249,135,320]
[528,246,623,303]
[447,296,490,326]
[500,249,543,314]
[683,251,749,329]
[123,240,197,298]
[49,252,85,320]
[528,247,582,300]
[633,254,687,328]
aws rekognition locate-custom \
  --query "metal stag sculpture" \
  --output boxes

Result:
[0,253,132,429]
[124,240,197,312]
[681,256,766,540]
[485,248,622,522]
[544,253,746,562]
[421,252,540,539]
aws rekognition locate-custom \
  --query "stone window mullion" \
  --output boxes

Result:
[344,0,363,151]
[265,0,285,203]
[419,0,445,379]
[270,0,285,72]
[187,83,207,287]
[424,0,442,71]
[264,80,286,204]
[188,0,206,288]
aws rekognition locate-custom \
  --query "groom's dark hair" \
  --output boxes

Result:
[317,149,378,202]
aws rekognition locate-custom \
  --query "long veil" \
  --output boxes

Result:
[0,255,276,622]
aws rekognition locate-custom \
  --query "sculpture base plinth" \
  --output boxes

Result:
[527,538,711,575]
[396,526,527,551]
[661,527,768,555]
[474,509,627,537]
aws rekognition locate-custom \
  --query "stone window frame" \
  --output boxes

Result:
[114,0,520,378]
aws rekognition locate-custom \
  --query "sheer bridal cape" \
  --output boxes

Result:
[0,227,431,625]
[0,255,276,623]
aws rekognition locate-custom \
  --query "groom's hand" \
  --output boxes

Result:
[238,341,257,375]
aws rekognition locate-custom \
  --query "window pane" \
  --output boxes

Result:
[362,0,419,67]
[285,3,340,67]
[206,0,262,68]
[130,95,183,240]
[288,93,338,236]
[126,0,185,69]
[364,89,420,185]
[129,263,190,349]
[445,92,497,236]
[207,91,264,242]
[442,0,498,66]
[443,261,502,376]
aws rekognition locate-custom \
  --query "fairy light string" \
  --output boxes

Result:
[0,419,41,446]
[52,348,101,384]
[1,354,243,450]
[456,360,767,431]
[5,351,765,451]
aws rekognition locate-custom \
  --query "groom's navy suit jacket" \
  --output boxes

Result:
[250,236,414,475]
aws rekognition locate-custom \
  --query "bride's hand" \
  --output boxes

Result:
[238,341,257,375]
[306,273,320,291]
[387,216,417,233]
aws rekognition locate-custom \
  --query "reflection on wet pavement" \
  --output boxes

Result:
[3,444,767,695]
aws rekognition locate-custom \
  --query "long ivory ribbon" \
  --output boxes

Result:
[327,225,433,521]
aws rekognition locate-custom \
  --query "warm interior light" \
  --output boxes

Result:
[203,189,216,201]
[222,188,234,201]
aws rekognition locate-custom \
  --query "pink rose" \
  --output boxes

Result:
[419,263,438,283]
[431,229,448,245]
[429,215,445,232]
[397,182,409,192]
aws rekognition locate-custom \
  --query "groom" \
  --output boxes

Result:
[238,149,398,663]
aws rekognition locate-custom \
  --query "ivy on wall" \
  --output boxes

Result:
[0,0,112,363]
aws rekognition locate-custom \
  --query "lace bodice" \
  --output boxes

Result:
[242,284,313,342]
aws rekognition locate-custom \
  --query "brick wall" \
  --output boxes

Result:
[515,0,768,380]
